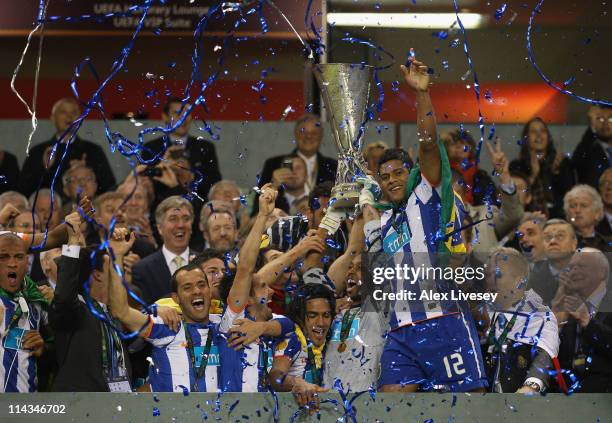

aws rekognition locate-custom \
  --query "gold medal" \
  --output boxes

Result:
[337,341,347,353]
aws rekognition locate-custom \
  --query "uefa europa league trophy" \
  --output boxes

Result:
[314,63,374,209]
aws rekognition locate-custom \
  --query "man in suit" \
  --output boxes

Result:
[140,98,222,201]
[18,97,116,197]
[563,184,610,251]
[259,113,337,191]
[552,247,612,393]
[572,105,612,189]
[596,168,612,237]
[50,213,133,392]
[529,219,578,305]
[132,195,195,304]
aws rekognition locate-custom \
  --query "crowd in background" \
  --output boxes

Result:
[0,80,611,401]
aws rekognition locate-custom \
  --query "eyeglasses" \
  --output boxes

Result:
[543,233,568,243]
[596,117,612,124]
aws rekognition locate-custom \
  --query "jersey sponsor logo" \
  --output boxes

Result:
[193,345,220,367]
[383,222,411,253]
[330,317,361,342]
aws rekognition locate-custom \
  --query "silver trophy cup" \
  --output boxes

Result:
[314,63,374,209]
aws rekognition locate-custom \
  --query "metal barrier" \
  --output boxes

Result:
[1,393,611,423]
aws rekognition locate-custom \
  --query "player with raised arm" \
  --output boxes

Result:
[358,52,488,392]
[216,184,296,392]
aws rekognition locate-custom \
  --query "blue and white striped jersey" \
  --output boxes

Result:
[217,307,294,392]
[145,314,221,393]
[273,330,324,385]
[365,175,467,329]
[0,296,47,392]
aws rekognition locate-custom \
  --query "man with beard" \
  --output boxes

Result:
[0,233,47,392]
[269,283,335,412]
[201,207,238,254]
[215,184,296,392]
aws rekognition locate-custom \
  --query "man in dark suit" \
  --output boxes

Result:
[140,98,222,201]
[132,195,196,304]
[572,105,612,189]
[258,113,337,191]
[552,247,612,393]
[528,219,578,305]
[50,215,133,392]
[18,97,116,197]
[597,168,612,237]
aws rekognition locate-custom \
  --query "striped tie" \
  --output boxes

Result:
[172,256,184,272]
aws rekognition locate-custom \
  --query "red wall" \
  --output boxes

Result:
[1,77,567,123]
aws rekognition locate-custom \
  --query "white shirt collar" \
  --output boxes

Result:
[162,245,190,274]
[297,152,318,189]
[284,186,310,213]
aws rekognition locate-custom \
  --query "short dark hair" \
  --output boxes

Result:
[308,182,333,211]
[170,262,204,293]
[378,148,413,170]
[191,249,226,267]
[286,283,336,330]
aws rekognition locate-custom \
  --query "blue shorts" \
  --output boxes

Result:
[379,312,488,392]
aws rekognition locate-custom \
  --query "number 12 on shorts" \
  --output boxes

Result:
[443,353,466,378]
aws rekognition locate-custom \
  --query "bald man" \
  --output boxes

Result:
[0,233,49,392]
[552,248,612,392]
[18,97,116,197]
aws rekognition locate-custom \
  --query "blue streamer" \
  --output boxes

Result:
[526,0,611,106]
[30,0,274,338]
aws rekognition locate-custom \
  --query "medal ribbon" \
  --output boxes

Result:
[339,308,359,345]
[183,322,213,392]
[294,325,324,386]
